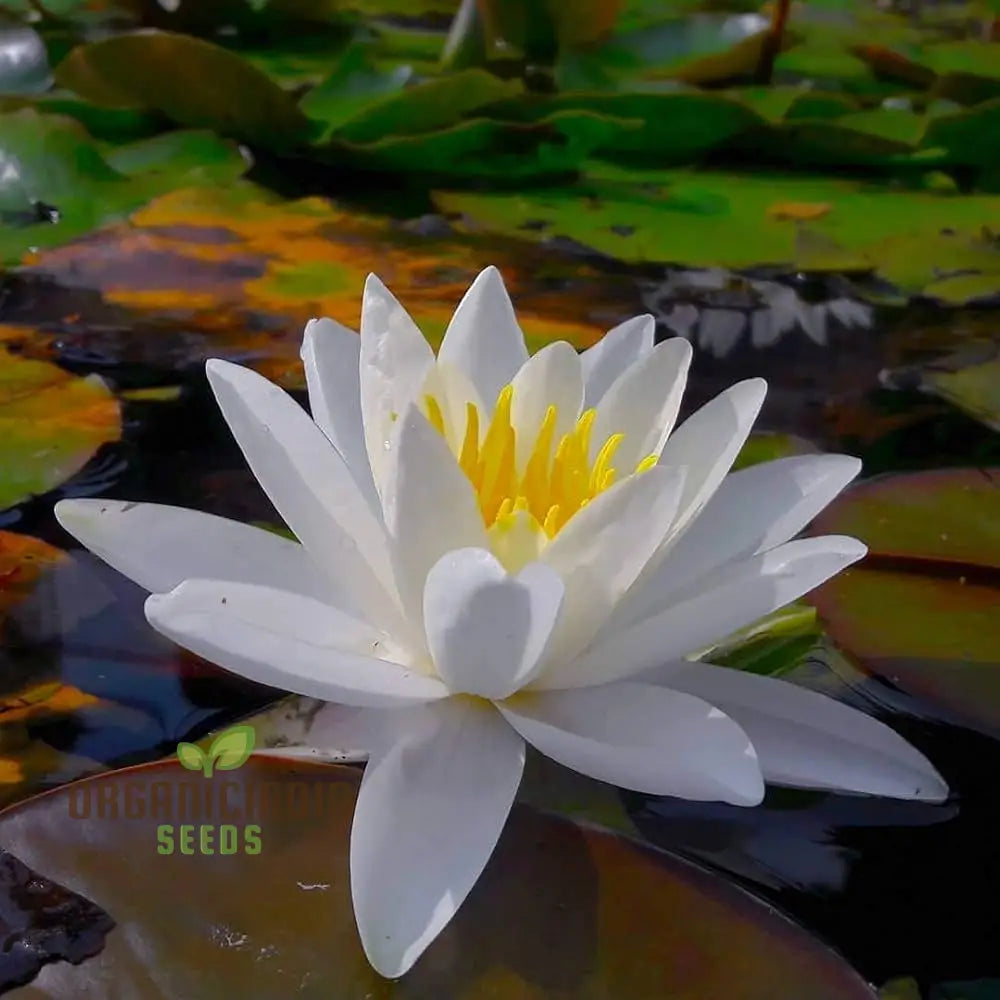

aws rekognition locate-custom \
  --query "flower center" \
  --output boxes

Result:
[424,383,657,541]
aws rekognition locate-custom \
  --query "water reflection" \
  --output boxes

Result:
[641,269,874,358]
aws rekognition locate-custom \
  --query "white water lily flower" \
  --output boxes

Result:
[55,266,947,979]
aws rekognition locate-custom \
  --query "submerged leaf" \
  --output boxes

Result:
[0,349,120,512]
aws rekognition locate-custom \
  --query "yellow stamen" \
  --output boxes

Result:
[424,394,445,437]
[424,381,657,541]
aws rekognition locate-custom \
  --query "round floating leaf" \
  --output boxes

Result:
[330,110,628,179]
[808,468,1000,735]
[54,31,311,148]
[881,346,1000,433]
[0,348,120,512]
[316,68,522,145]
[433,168,1000,282]
[0,532,64,625]
[104,130,250,185]
[487,91,767,162]
[1,758,875,999]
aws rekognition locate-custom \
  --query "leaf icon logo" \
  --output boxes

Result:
[176,725,256,778]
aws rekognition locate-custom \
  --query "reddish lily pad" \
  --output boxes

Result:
[807,468,1000,735]
[1,758,874,999]
[0,353,120,513]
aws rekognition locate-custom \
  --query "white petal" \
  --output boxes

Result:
[500,682,763,804]
[436,266,529,409]
[653,662,948,802]
[613,454,861,629]
[535,466,686,683]
[147,579,447,706]
[54,499,331,600]
[581,314,655,408]
[351,698,525,977]
[359,274,436,494]
[206,359,401,630]
[509,341,583,467]
[657,378,767,536]
[383,407,489,628]
[301,317,380,513]
[591,337,692,470]
[423,549,564,698]
[567,535,867,688]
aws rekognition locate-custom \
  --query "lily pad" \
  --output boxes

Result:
[305,66,518,144]
[807,468,1000,736]
[882,346,1000,431]
[297,44,414,137]
[433,169,1000,288]
[0,350,120,512]
[485,91,767,162]
[54,31,311,149]
[104,130,250,185]
[328,110,629,179]
[0,758,875,999]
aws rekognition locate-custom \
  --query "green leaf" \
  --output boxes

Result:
[486,91,766,163]
[54,31,311,149]
[0,346,121,512]
[330,110,628,179]
[207,724,256,771]
[884,347,1000,432]
[921,98,1000,168]
[104,130,250,185]
[316,68,521,145]
[175,743,206,772]
[733,431,819,471]
[433,168,1000,282]
[298,44,413,135]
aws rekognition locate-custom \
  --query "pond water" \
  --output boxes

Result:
[1,0,999,997]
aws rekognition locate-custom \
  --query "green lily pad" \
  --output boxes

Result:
[103,130,250,185]
[313,68,521,145]
[807,468,1000,736]
[921,98,1000,167]
[329,110,629,179]
[0,110,254,264]
[297,44,414,137]
[0,348,120,512]
[485,91,766,162]
[433,169,1000,276]
[734,431,819,470]
[0,758,875,999]
[872,229,1000,302]
[884,346,1000,431]
[54,31,311,149]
